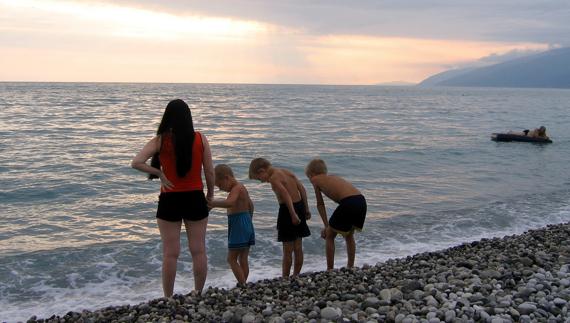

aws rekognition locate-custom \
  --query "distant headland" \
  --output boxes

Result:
[419,47,570,89]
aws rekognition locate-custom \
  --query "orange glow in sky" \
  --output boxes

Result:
[0,0,550,84]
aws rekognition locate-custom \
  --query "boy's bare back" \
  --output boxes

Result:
[310,174,360,203]
[228,183,253,215]
[269,168,302,204]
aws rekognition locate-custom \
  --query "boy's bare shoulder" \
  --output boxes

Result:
[239,183,250,194]
[311,174,329,185]
[282,168,300,181]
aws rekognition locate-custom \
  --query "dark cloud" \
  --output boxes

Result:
[107,0,570,45]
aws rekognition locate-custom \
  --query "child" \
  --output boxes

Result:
[248,158,311,278]
[207,164,255,285]
[305,158,367,271]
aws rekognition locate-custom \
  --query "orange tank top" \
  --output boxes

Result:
[159,131,204,193]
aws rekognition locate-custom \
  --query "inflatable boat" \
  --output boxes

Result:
[491,133,552,143]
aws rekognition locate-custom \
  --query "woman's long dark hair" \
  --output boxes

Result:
[149,99,195,179]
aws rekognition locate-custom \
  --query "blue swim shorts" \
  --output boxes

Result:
[227,211,255,249]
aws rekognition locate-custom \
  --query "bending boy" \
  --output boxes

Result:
[208,164,255,285]
[305,158,367,270]
[249,158,311,278]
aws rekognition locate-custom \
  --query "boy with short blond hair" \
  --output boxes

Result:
[249,158,311,277]
[305,158,367,270]
[208,164,255,285]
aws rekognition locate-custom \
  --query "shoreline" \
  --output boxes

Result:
[26,222,570,322]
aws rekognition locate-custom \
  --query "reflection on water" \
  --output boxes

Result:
[1,83,570,321]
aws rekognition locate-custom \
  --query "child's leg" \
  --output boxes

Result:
[325,226,338,270]
[227,249,246,285]
[237,248,250,282]
[344,232,356,268]
[292,238,303,276]
[282,241,294,278]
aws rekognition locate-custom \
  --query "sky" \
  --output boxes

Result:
[1,0,568,84]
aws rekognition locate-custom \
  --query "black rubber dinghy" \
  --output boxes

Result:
[491,133,552,143]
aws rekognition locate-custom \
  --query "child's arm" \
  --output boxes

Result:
[208,184,241,209]
[248,194,254,217]
[313,184,328,238]
[271,180,300,225]
[296,178,311,220]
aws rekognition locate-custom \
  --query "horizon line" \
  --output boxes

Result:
[0,80,419,87]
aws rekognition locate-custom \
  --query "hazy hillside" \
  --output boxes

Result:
[419,47,570,88]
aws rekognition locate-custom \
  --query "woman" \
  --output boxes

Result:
[131,99,214,296]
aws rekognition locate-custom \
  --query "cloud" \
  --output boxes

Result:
[0,0,559,83]
[439,43,563,71]
[105,0,570,45]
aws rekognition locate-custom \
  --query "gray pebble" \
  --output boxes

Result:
[222,310,233,322]
[280,311,295,320]
[321,307,341,320]
[518,302,537,315]
[241,313,256,323]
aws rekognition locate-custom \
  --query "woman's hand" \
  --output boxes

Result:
[305,211,311,220]
[320,227,327,239]
[159,173,174,190]
[206,193,214,211]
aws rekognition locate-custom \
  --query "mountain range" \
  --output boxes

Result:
[419,47,570,88]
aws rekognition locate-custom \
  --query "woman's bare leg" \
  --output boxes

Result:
[157,218,182,297]
[184,217,208,293]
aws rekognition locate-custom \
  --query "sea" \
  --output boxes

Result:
[1,83,569,322]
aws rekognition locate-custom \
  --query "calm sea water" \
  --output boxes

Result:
[1,83,569,321]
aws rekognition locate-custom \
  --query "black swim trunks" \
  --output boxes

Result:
[277,200,311,242]
[156,190,209,222]
[329,194,367,235]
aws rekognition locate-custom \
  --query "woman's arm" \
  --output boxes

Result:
[131,136,173,189]
[201,133,215,200]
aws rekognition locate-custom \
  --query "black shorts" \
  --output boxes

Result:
[156,190,209,222]
[329,195,367,235]
[277,200,311,242]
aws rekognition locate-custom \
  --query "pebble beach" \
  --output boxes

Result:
[24,222,570,323]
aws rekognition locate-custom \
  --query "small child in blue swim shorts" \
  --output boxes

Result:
[208,164,255,285]
[305,158,367,271]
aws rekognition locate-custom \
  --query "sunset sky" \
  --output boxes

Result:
[1,0,568,84]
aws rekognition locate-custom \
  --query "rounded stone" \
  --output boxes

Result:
[362,297,381,309]
[518,302,537,315]
[321,307,341,320]
[553,297,567,306]
[262,307,273,316]
[241,313,256,323]
[394,313,406,323]
[222,310,233,322]
[281,311,295,320]
[444,310,455,322]
[379,289,392,302]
